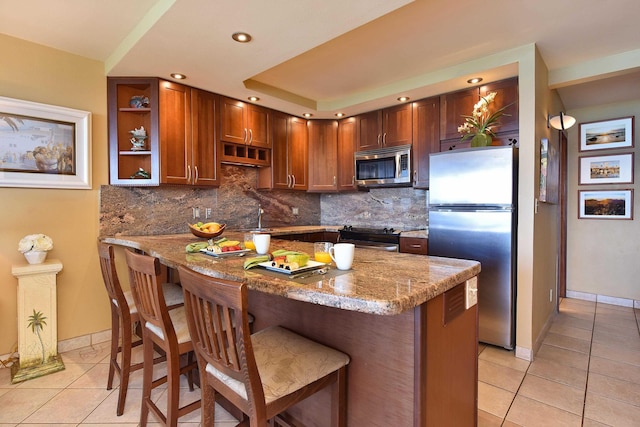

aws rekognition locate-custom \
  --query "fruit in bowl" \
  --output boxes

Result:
[188,222,226,238]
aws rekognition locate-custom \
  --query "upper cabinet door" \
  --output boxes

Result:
[270,111,290,189]
[479,77,518,134]
[289,117,308,190]
[440,87,477,141]
[307,120,338,192]
[382,103,412,147]
[246,103,271,148]
[356,110,382,151]
[337,117,357,191]
[412,97,439,189]
[191,89,219,186]
[220,97,247,145]
[159,80,192,185]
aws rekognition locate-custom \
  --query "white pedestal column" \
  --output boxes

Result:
[11,259,65,383]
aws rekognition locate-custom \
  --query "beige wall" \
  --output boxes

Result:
[0,34,110,355]
[566,99,640,300]
[528,48,562,355]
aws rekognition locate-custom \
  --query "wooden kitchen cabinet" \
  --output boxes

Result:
[337,117,357,191]
[412,96,440,189]
[307,120,338,192]
[356,103,412,151]
[439,87,477,142]
[159,82,219,186]
[108,77,160,186]
[257,112,308,190]
[480,78,519,134]
[220,97,270,148]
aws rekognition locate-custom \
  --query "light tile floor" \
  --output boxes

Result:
[479,298,640,427]
[1,298,638,426]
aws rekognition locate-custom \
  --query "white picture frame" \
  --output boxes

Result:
[578,189,633,220]
[0,96,91,189]
[579,153,634,185]
[579,116,634,152]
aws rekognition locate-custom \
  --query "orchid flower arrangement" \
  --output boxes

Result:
[18,234,54,253]
[458,92,511,146]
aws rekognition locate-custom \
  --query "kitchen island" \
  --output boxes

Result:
[102,233,480,426]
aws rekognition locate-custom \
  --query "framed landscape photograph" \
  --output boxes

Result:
[578,189,633,219]
[579,153,634,185]
[0,96,91,189]
[579,116,634,152]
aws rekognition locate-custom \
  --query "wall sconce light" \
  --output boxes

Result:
[547,112,576,130]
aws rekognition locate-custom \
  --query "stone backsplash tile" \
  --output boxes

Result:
[100,165,320,236]
[321,187,428,230]
[100,165,428,236]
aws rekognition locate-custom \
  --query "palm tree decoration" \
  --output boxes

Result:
[27,309,48,364]
[0,115,22,131]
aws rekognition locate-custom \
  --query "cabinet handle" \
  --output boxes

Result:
[352,176,355,185]
[194,166,199,184]
[287,174,291,187]
[291,174,296,188]
[377,134,381,145]
[243,128,248,143]
[382,132,387,146]
[413,170,417,185]
[187,165,191,184]
[249,129,253,145]
[333,176,336,186]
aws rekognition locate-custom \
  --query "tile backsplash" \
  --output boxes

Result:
[100,164,428,236]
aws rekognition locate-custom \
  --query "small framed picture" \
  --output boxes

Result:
[579,153,634,185]
[579,116,634,152]
[578,189,633,219]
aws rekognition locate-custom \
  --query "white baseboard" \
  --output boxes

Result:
[566,290,638,308]
[515,346,533,362]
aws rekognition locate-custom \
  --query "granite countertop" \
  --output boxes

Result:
[102,232,475,316]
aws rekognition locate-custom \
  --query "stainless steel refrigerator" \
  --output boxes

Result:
[428,146,517,349]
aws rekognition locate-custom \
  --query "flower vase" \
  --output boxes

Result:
[470,133,492,147]
[24,251,47,264]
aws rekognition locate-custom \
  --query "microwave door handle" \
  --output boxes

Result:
[395,155,401,178]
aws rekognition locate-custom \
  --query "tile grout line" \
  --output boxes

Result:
[579,301,597,426]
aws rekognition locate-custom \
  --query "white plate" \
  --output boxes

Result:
[200,248,251,258]
[258,260,326,275]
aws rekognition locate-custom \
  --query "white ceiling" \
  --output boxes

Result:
[2,0,640,118]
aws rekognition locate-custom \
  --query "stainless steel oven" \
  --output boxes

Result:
[338,226,401,252]
[354,144,411,188]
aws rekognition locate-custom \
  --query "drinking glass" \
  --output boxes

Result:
[314,242,333,264]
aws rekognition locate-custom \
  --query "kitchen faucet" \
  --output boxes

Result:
[257,204,264,230]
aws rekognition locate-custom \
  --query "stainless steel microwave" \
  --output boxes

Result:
[354,144,412,187]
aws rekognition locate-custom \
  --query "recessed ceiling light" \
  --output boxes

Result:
[397,96,410,102]
[248,96,260,102]
[303,113,313,118]
[335,113,345,118]
[232,32,252,43]
[170,73,187,80]
[467,77,483,84]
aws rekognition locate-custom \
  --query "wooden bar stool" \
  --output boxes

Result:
[124,249,200,427]
[97,243,184,416]
[178,265,350,427]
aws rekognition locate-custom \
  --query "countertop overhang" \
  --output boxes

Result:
[102,232,475,316]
